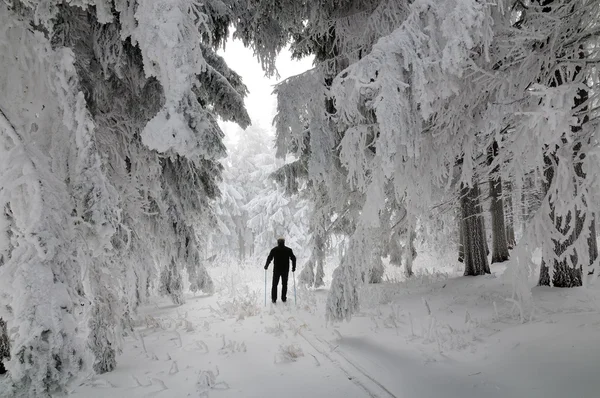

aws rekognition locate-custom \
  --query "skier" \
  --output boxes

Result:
[264,238,296,303]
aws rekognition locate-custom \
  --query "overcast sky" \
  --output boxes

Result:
[217,37,313,147]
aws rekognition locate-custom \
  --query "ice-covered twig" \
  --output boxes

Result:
[151,377,167,391]
[169,361,179,375]
[506,298,524,323]
[195,340,209,354]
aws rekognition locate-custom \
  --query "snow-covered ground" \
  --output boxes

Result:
[71,256,600,398]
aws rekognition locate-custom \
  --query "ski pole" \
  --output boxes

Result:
[293,271,297,306]
[264,269,267,307]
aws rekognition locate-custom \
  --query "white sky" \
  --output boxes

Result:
[217,37,313,147]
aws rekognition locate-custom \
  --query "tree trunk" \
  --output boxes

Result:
[0,317,8,375]
[458,214,464,263]
[369,238,384,283]
[488,142,510,263]
[314,234,326,287]
[461,181,490,276]
[589,216,599,275]
[159,259,184,305]
[389,235,403,267]
[476,187,491,260]
[504,181,516,249]
[404,224,416,277]
[489,178,509,263]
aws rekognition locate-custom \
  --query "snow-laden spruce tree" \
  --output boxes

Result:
[326,0,600,314]
[212,177,252,261]
[0,15,92,394]
[267,0,495,320]
[1,0,250,394]
[269,0,405,286]
[503,0,600,288]
[269,0,599,321]
[211,125,310,263]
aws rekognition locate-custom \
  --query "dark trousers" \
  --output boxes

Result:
[271,269,289,302]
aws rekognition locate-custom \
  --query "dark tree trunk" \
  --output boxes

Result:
[504,181,516,249]
[476,187,491,260]
[404,226,416,277]
[480,215,490,256]
[458,216,465,263]
[489,178,509,263]
[589,216,598,274]
[389,231,403,267]
[0,318,9,375]
[0,207,10,375]
[487,142,510,263]
[461,181,490,276]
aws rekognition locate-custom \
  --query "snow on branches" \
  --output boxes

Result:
[0,0,249,394]
[273,0,600,321]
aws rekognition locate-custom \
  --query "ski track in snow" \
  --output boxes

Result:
[271,309,396,398]
[302,330,397,398]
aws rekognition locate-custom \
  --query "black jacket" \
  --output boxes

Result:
[265,243,296,272]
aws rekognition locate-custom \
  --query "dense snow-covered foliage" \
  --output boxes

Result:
[267,0,600,320]
[3,0,600,394]
[210,126,310,263]
[0,0,249,394]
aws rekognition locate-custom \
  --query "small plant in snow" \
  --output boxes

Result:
[383,306,404,335]
[422,298,432,315]
[196,368,229,397]
[218,335,247,356]
[217,288,260,320]
[175,311,195,332]
[265,323,285,337]
[195,340,210,354]
[276,343,304,363]
[284,317,308,336]
[145,315,161,329]
[410,308,480,353]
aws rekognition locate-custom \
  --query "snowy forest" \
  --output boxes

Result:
[1,0,600,397]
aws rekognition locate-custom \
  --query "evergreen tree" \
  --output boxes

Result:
[211,125,310,263]
[1,0,249,392]
[518,0,600,287]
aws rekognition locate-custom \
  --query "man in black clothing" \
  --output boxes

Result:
[264,238,296,303]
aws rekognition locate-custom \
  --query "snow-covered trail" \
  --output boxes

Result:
[71,262,600,398]
[70,288,369,398]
